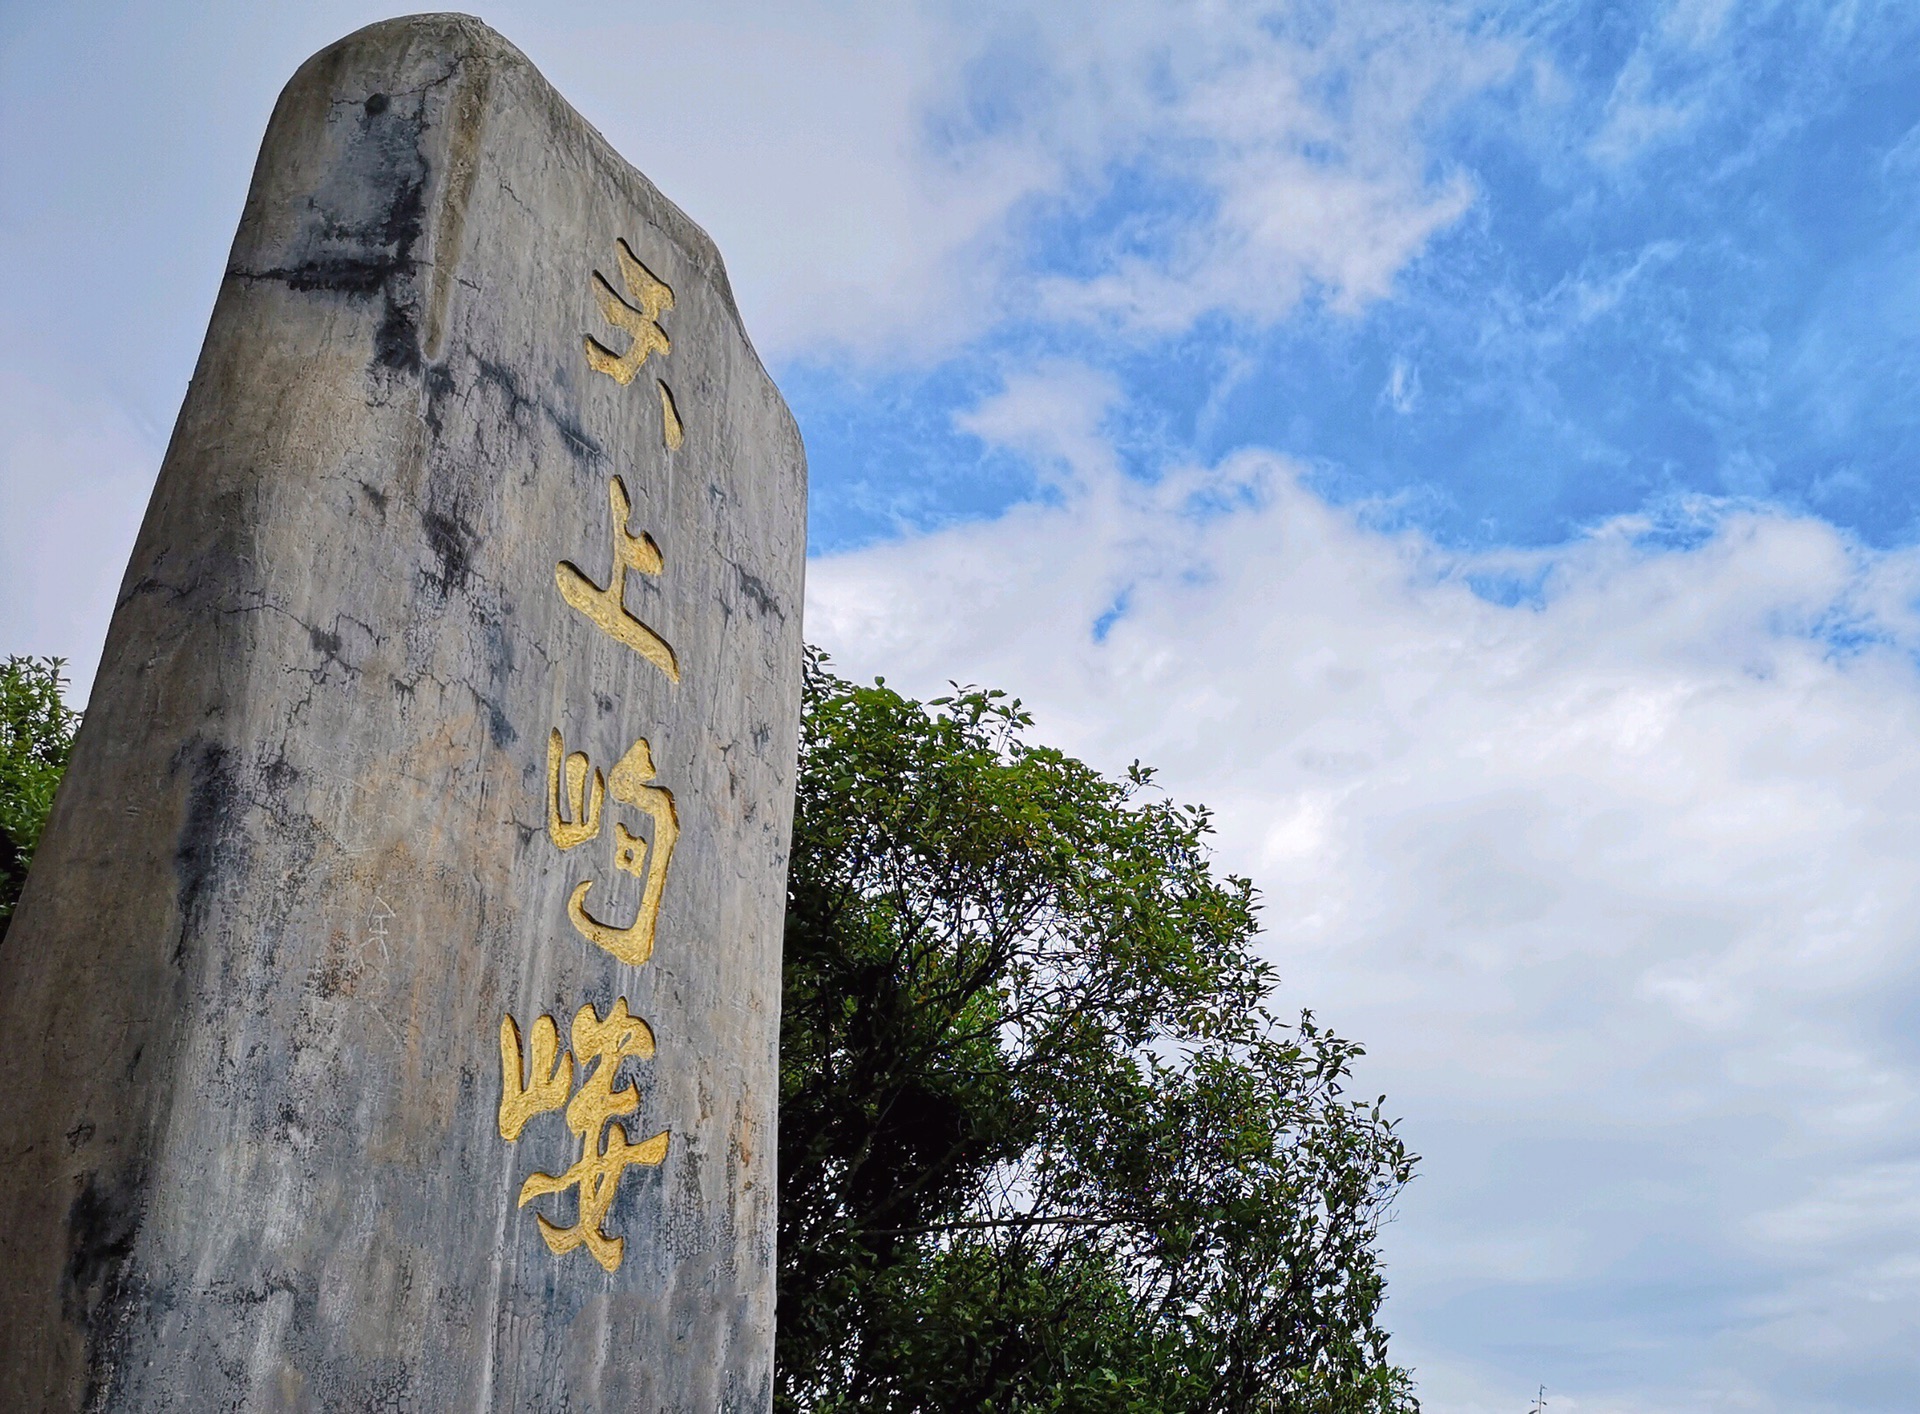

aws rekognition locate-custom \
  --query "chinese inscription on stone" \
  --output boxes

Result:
[498,240,689,1271]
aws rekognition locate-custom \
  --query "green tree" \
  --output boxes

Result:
[0,657,81,945]
[0,656,81,943]
[778,653,1418,1413]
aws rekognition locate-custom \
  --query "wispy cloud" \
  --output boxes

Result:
[1005,1,1511,336]
[625,0,1519,357]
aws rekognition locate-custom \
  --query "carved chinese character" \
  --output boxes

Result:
[504,999,670,1273]
[658,380,683,450]
[547,727,679,968]
[584,238,672,386]
[547,728,605,850]
[555,475,679,681]
[498,1012,572,1140]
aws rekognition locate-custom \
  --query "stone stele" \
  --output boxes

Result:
[0,14,804,1411]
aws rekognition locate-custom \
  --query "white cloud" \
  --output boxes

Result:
[1584,0,1752,168]
[528,1,1047,363]
[1386,356,1421,413]
[564,0,1515,356]
[1589,48,1704,166]
[807,366,1920,1409]
[1013,1,1509,335]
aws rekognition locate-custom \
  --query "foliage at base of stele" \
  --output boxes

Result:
[777,650,1419,1414]
[0,657,80,944]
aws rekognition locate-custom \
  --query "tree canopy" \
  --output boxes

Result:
[777,653,1418,1413]
[0,656,80,942]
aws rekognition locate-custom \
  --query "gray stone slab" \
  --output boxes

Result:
[0,14,803,1410]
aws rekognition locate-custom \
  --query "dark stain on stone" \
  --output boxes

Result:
[301,616,363,684]
[262,752,299,796]
[374,290,424,374]
[173,741,241,966]
[421,508,474,596]
[735,566,784,620]
[115,573,187,610]
[481,610,514,685]
[227,84,433,376]
[357,480,388,514]
[64,1164,144,1402]
[208,1272,300,1308]
[422,359,458,435]
[312,936,351,1000]
[65,1121,95,1151]
[474,355,534,425]
[66,1174,141,1312]
[478,690,516,749]
[360,1365,417,1412]
[475,616,518,748]
[473,355,604,464]
[547,402,603,465]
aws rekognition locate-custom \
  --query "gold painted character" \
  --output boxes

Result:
[515,999,670,1273]
[585,238,673,385]
[555,475,680,681]
[657,380,683,450]
[499,1012,573,1140]
[546,727,682,967]
[567,736,679,967]
[547,728,605,850]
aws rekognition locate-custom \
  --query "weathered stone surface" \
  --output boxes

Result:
[0,14,803,1410]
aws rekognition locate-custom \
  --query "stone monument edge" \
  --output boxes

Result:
[1,11,806,1409]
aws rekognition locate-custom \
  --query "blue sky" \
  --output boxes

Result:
[7,3,1920,1411]
[788,0,1920,558]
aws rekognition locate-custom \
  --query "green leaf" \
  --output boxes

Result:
[0,656,81,933]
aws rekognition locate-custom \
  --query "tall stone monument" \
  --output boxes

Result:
[0,15,803,1410]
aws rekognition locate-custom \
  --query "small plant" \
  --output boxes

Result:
[0,655,81,940]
